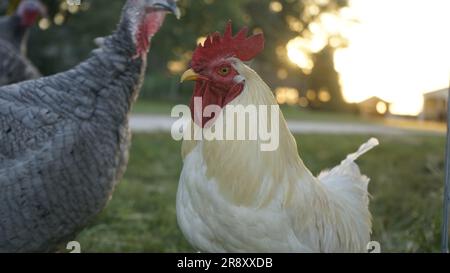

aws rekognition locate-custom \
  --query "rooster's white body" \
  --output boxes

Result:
[177,61,378,253]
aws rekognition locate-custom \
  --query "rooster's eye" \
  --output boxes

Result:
[218,67,230,76]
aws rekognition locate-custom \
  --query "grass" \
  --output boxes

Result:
[75,133,446,253]
[132,100,367,123]
[132,100,178,115]
[280,106,367,123]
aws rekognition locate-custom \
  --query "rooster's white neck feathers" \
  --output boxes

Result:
[183,60,318,208]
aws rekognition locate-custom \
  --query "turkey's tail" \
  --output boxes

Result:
[317,138,379,252]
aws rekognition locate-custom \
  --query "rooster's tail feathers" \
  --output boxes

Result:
[316,138,378,251]
[345,138,379,163]
[318,137,379,181]
[318,138,379,184]
[346,138,380,161]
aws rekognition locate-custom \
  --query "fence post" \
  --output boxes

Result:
[442,86,450,253]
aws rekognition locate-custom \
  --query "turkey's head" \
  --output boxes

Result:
[125,0,180,57]
[16,0,46,28]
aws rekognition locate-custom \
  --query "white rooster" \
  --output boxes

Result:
[177,22,378,253]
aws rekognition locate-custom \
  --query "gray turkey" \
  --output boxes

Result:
[0,0,179,253]
[0,0,45,86]
[0,0,8,15]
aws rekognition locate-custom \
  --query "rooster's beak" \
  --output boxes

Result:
[180,69,199,83]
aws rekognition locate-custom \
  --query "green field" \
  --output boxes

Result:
[132,100,366,123]
[76,133,446,253]
[132,100,179,115]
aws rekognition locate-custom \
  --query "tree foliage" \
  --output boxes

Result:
[4,0,353,111]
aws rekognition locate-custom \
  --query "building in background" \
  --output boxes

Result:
[421,88,448,121]
[358,96,391,117]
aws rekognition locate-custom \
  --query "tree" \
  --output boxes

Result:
[244,0,350,111]
[6,0,352,110]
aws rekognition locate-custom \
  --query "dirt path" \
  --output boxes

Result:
[130,115,445,136]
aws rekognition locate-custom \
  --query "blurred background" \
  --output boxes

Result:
[2,0,449,252]
[3,0,449,119]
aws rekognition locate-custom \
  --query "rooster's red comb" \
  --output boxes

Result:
[191,21,265,72]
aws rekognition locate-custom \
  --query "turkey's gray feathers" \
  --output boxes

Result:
[0,11,41,85]
[0,39,41,86]
[0,4,147,252]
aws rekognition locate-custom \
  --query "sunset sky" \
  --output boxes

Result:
[334,0,449,115]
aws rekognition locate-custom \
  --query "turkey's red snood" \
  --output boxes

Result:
[190,81,244,128]
[20,10,40,27]
[135,10,166,57]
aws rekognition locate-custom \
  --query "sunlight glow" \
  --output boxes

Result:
[286,11,345,73]
[38,18,50,30]
[286,16,304,33]
[277,68,288,80]
[335,0,450,116]
[167,60,186,74]
[53,13,65,26]
[286,37,314,74]
[376,102,388,115]
[269,1,283,13]
[276,87,300,105]
[319,89,331,102]
[197,36,207,46]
